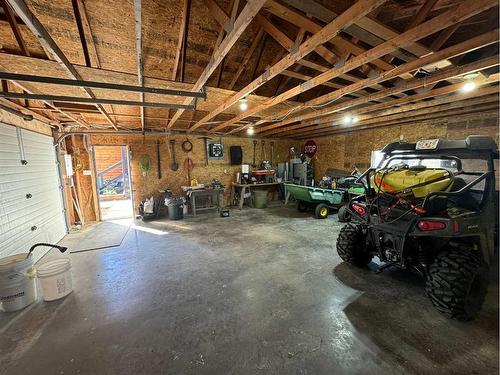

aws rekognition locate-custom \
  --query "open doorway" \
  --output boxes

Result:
[94,146,133,220]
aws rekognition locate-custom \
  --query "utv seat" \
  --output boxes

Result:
[425,177,479,213]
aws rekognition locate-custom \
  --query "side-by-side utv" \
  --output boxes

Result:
[336,136,498,320]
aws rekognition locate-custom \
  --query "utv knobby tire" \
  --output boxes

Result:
[426,248,488,321]
[297,201,308,212]
[337,205,351,223]
[336,223,372,266]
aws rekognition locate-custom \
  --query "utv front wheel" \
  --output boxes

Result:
[426,248,488,321]
[336,223,372,266]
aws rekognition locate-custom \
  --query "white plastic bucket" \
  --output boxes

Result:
[36,258,73,301]
[0,253,37,312]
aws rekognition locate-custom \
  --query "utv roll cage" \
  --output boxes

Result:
[355,135,497,210]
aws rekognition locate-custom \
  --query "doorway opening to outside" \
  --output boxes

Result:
[94,145,133,220]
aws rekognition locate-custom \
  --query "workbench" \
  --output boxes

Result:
[230,182,281,209]
[186,188,224,216]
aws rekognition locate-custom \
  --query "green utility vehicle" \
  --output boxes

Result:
[336,136,498,320]
[285,183,365,219]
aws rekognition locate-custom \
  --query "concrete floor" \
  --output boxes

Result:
[99,198,133,220]
[0,205,498,374]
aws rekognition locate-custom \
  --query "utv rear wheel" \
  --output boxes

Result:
[336,223,372,266]
[426,248,488,321]
[315,203,329,219]
[297,201,308,212]
[337,205,351,223]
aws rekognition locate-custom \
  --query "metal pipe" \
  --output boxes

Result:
[0,92,196,110]
[53,127,236,145]
[0,71,207,99]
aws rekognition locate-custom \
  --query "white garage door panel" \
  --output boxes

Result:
[0,188,62,228]
[0,123,67,262]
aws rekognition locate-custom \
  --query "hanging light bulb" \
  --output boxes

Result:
[343,114,359,125]
[461,81,476,93]
[246,127,255,135]
[239,97,248,111]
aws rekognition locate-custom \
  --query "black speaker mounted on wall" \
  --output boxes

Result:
[229,146,242,165]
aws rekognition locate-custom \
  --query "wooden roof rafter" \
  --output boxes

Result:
[253,29,499,132]
[292,94,499,138]
[71,0,91,67]
[218,0,498,135]
[272,78,499,138]
[0,0,29,56]
[167,0,268,129]
[6,0,118,130]
[227,28,264,90]
[188,0,389,133]
[134,0,144,133]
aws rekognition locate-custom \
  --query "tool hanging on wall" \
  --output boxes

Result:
[252,140,257,168]
[169,140,179,171]
[199,136,210,166]
[182,138,193,153]
[139,155,151,176]
[156,140,162,179]
[184,158,194,184]
[270,141,274,166]
[261,140,266,162]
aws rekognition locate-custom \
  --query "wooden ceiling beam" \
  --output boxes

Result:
[382,0,438,64]
[264,83,471,137]
[405,0,439,31]
[275,83,499,137]
[74,0,100,68]
[0,0,29,56]
[6,0,117,129]
[134,0,144,133]
[227,28,264,90]
[274,28,306,95]
[257,29,499,130]
[214,0,239,88]
[189,0,388,133]
[0,97,55,125]
[430,24,461,51]
[256,54,499,135]
[202,0,233,33]
[256,14,338,66]
[167,0,267,129]
[287,106,499,139]
[291,99,499,138]
[180,0,192,82]
[171,0,189,81]
[255,15,390,91]
[262,0,398,74]
[280,0,449,68]
[220,0,498,134]
[71,0,91,67]
[10,80,88,128]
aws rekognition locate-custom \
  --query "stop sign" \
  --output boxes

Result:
[304,140,317,158]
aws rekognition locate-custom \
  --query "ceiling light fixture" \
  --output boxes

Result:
[246,127,255,136]
[239,97,248,111]
[343,115,358,125]
[461,81,476,93]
